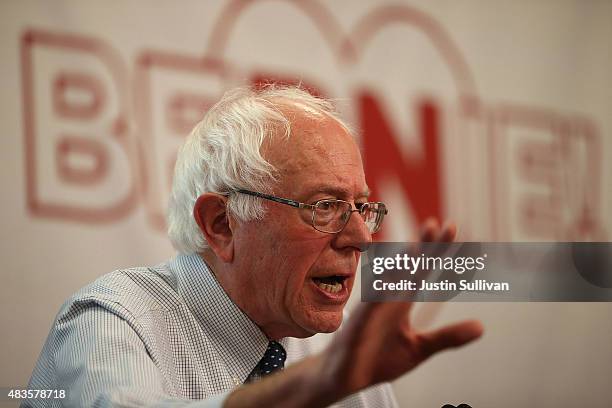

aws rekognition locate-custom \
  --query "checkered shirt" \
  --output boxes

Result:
[24,253,398,407]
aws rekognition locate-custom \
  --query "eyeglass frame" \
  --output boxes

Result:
[224,188,388,234]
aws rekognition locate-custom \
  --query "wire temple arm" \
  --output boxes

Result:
[234,189,312,209]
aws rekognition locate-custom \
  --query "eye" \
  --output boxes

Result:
[317,200,339,213]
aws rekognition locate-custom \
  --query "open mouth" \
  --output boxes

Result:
[312,275,347,294]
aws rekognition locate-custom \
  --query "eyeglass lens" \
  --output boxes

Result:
[313,200,385,233]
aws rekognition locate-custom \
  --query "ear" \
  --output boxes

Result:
[193,193,234,263]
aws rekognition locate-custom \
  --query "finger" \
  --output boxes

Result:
[416,320,484,359]
[439,222,457,242]
[428,222,457,258]
[383,301,414,322]
[420,218,440,242]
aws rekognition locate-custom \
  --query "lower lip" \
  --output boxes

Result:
[310,278,349,303]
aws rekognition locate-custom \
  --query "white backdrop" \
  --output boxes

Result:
[1,1,611,407]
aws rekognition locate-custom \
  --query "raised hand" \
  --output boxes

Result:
[321,220,483,396]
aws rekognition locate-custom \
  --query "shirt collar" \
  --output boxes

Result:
[168,253,270,384]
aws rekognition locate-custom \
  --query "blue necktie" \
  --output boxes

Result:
[246,341,287,382]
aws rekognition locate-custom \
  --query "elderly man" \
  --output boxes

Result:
[26,86,482,407]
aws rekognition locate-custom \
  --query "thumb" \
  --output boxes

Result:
[416,320,484,359]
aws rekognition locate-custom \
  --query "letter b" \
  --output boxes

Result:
[22,29,138,223]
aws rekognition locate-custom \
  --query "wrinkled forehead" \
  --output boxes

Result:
[264,102,366,195]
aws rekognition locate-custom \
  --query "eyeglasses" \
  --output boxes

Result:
[228,189,388,234]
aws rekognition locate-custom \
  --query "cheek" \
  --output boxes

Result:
[279,243,327,296]
[243,210,332,299]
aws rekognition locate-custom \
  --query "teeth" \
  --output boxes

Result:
[317,282,343,294]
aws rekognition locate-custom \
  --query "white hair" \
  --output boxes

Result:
[167,85,350,254]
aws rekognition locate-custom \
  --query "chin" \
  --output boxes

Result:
[302,310,344,335]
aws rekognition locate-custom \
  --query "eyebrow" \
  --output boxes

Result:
[307,185,371,200]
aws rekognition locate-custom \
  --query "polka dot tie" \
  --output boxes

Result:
[256,341,287,377]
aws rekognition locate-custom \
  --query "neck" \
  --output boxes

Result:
[199,250,297,340]
[198,251,314,340]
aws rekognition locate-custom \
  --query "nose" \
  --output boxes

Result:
[332,208,372,252]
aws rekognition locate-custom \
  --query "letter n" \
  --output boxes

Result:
[359,92,442,234]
